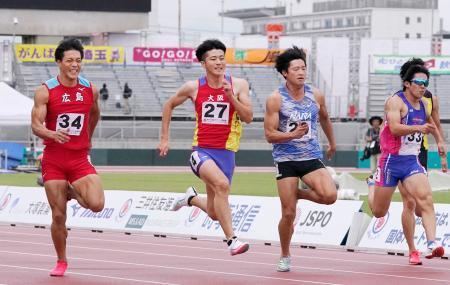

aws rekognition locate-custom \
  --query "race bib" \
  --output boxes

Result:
[374,167,381,182]
[201,102,230,125]
[286,120,311,141]
[399,132,423,155]
[56,113,85,136]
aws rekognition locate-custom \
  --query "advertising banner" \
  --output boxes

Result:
[359,202,450,254]
[15,44,125,64]
[133,47,197,63]
[132,47,284,65]
[225,48,283,66]
[371,55,450,74]
[0,187,363,247]
[291,200,363,245]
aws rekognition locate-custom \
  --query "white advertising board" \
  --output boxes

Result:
[359,202,450,255]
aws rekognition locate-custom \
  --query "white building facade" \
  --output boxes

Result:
[224,0,440,118]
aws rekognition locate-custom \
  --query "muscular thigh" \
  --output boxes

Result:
[398,181,415,205]
[277,177,299,210]
[44,180,68,214]
[402,173,431,199]
[72,174,104,202]
[302,168,336,194]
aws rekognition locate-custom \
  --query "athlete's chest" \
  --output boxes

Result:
[48,86,93,110]
[196,87,234,125]
[400,106,425,126]
[280,96,319,120]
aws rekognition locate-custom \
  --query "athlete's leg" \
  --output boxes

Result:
[189,184,215,218]
[298,168,337,205]
[197,160,234,239]
[401,174,436,244]
[71,174,104,212]
[399,182,418,254]
[277,177,299,258]
[44,180,69,262]
[368,182,396,218]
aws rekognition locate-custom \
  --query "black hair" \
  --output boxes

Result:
[399,58,424,80]
[54,38,84,62]
[275,46,307,77]
[195,39,226,61]
[402,65,430,91]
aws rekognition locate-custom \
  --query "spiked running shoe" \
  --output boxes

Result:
[50,260,68,277]
[277,256,291,272]
[228,238,249,256]
[170,186,198,211]
[409,250,422,265]
[425,245,445,259]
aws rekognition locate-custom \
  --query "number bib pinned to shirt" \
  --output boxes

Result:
[399,132,423,155]
[56,113,85,136]
[201,102,230,125]
[286,120,312,141]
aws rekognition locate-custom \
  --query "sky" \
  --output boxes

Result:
[155,0,450,35]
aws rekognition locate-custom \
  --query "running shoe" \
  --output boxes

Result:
[228,238,250,256]
[409,250,422,265]
[50,260,68,277]
[277,256,291,272]
[170,186,198,211]
[425,244,445,259]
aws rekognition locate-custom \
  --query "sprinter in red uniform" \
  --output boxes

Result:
[158,39,253,255]
[31,38,104,277]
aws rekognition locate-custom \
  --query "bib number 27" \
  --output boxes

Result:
[202,102,230,125]
[56,113,85,136]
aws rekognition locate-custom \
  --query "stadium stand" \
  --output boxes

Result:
[11,62,450,150]
[15,63,286,118]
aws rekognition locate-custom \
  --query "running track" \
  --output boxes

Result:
[0,224,449,285]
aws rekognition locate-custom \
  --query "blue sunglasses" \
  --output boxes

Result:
[411,78,429,87]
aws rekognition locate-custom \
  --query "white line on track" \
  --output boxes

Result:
[1,246,449,283]
[1,231,449,271]
[0,251,343,285]
[0,264,179,285]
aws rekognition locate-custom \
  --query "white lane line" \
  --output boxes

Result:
[0,249,449,283]
[0,264,178,285]
[0,236,449,272]
[0,252,342,285]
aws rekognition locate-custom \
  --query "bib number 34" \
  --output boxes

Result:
[56,113,85,136]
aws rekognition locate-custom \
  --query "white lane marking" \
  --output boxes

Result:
[0,234,449,272]
[0,249,449,283]
[0,253,342,285]
[0,264,178,285]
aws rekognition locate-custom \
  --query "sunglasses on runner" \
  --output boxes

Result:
[411,78,429,87]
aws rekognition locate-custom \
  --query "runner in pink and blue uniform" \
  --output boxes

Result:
[367,64,445,259]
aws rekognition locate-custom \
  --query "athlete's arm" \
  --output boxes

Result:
[158,81,197,157]
[88,84,100,144]
[431,95,444,138]
[427,114,447,172]
[314,89,336,160]
[427,115,443,143]
[264,91,308,143]
[387,96,434,136]
[430,95,447,157]
[31,85,70,144]
[224,77,253,124]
